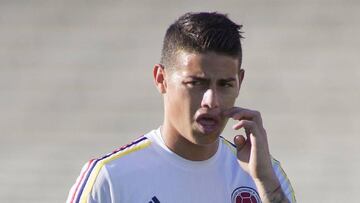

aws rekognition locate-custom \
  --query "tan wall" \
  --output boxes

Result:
[1,1,359,202]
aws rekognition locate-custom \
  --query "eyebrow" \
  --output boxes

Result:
[185,76,236,82]
[219,78,237,82]
[186,76,209,82]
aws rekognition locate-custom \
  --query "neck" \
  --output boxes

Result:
[160,122,219,161]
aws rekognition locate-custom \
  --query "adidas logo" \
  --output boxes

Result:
[149,196,160,203]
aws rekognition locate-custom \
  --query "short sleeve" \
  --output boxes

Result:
[88,165,113,203]
[272,158,297,203]
[66,161,114,203]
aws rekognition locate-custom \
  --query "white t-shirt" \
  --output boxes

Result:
[66,127,296,203]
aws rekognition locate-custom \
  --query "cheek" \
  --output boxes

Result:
[219,91,238,107]
[188,90,204,113]
[167,87,191,114]
[169,88,204,122]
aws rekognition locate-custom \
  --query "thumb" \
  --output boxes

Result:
[234,135,246,151]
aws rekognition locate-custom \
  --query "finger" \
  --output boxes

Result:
[232,120,261,138]
[234,135,246,151]
[232,120,256,131]
[222,106,239,116]
[223,107,262,124]
[223,106,245,118]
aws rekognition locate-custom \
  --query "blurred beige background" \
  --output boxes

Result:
[1,0,359,202]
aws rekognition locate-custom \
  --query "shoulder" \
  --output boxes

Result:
[66,135,154,203]
[93,135,154,173]
[220,136,237,155]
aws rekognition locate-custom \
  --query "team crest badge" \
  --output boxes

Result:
[231,187,261,203]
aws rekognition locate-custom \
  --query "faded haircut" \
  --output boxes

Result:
[160,12,244,69]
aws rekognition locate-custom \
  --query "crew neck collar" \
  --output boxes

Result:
[151,126,222,170]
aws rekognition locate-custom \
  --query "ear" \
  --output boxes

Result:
[153,64,167,94]
[238,68,245,87]
[237,68,245,94]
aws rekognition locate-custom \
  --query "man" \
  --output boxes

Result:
[66,12,296,203]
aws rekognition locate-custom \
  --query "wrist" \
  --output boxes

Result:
[253,172,279,194]
[253,173,289,203]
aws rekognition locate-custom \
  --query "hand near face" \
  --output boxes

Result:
[224,107,290,203]
[223,107,274,179]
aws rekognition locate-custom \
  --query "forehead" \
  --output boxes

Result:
[173,51,240,78]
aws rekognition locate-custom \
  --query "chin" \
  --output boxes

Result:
[191,129,221,146]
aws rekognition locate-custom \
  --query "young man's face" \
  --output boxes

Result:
[162,51,244,146]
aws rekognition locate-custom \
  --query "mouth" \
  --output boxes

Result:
[195,114,220,134]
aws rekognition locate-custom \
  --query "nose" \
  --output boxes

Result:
[201,88,219,109]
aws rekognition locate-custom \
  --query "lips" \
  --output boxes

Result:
[197,117,217,126]
[195,113,220,133]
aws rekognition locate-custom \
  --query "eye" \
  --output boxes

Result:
[219,81,234,88]
[185,80,202,86]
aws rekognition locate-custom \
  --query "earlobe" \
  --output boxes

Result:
[153,64,167,94]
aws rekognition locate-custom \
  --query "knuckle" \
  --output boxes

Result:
[254,110,261,117]
[234,113,242,120]
[238,120,245,125]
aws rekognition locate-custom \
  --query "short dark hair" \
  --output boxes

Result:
[160,12,244,69]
